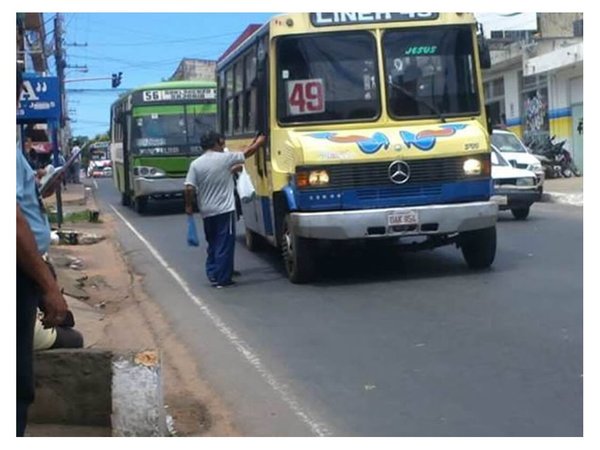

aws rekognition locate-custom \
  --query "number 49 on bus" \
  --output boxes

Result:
[286,79,325,116]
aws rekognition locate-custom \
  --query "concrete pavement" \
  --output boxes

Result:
[542,176,584,207]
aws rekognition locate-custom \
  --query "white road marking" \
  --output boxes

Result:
[93,179,98,189]
[109,205,332,436]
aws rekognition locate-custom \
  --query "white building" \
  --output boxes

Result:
[483,13,584,171]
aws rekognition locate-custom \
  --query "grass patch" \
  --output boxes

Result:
[48,210,102,224]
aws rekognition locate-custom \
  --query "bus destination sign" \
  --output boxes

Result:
[310,12,438,27]
[142,88,217,102]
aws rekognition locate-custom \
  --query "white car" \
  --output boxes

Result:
[491,129,544,193]
[491,146,541,220]
[87,159,113,178]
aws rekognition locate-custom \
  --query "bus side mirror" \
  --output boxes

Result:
[477,24,492,69]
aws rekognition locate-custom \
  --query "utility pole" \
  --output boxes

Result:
[54,13,66,227]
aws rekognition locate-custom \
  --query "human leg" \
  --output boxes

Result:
[212,212,236,286]
[203,216,217,283]
[51,326,84,349]
[16,269,39,436]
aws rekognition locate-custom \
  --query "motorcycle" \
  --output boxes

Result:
[555,141,581,177]
[528,135,581,178]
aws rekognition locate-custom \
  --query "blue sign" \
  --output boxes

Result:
[17,75,61,121]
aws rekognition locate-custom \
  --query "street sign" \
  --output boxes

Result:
[17,75,61,121]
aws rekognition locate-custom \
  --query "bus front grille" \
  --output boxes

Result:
[323,156,470,189]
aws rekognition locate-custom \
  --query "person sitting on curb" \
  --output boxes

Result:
[33,308,83,351]
[17,68,69,437]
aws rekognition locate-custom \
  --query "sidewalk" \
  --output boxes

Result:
[28,179,223,437]
[541,176,584,207]
[43,181,91,215]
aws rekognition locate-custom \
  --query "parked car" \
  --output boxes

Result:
[87,159,112,178]
[491,129,544,194]
[491,145,541,220]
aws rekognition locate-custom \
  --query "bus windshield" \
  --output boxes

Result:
[131,109,216,155]
[383,26,480,119]
[276,31,380,124]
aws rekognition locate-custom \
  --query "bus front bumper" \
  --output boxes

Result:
[289,201,498,240]
[134,177,185,197]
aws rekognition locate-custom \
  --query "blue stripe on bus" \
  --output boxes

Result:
[293,179,492,211]
[283,185,298,211]
[261,196,273,236]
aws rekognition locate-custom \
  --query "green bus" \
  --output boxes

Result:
[109,80,217,212]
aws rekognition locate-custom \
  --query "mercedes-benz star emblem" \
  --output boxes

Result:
[388,160,410,185]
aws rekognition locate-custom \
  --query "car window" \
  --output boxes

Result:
[491,132,528,153]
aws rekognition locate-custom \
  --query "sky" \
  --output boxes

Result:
[46,10,537,139]
[56,12,277,138]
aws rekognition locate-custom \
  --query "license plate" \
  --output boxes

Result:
[388,210,419,226]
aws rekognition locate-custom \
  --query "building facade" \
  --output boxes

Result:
[483,13,584,171]
[169,58,216,81]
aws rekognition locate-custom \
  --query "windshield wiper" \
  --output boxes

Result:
[388,79,446,123]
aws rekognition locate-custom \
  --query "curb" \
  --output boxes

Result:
[542,192,583,207]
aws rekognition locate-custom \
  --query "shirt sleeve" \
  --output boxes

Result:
[16,149,26,203]
[227,151,245,167]
[184,161,197,187]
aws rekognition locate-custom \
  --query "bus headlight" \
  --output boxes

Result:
[296,169,330,187]
[308,170,330,186]
[134,166,166,178]
[463,158,482,176]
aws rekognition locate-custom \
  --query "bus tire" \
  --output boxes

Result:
[511,206,530,220]
[133,196,148,214]
[245,228,264,252]
[121,192,131,206]
[281,214,315,284]
[460,226,496,270]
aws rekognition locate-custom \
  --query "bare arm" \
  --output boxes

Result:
[184,184,196,215]
[16,205,67,327]
[242,135,267,159]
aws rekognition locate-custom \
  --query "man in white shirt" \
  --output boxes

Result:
[184,131,265,288]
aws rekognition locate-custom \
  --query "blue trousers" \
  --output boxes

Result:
[203,211,236,285]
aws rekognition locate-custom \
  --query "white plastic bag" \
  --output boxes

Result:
[236,167,255,203]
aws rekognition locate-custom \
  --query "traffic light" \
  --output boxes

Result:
[111,72,122,88]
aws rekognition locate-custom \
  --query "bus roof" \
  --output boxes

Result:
[216,12,477,70]
[133,79,216,91]
[111,79,217,108]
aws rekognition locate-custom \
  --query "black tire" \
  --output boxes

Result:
[511,206,530,220]
[245,227,264,252]
[460,226,497,270]
[133,195,148,214]
[281,214,315,283]
[121,192,131,206]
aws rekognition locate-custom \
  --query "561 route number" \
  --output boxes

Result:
[287,79,325,115]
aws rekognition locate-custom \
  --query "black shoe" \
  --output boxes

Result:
[214,280,236,289]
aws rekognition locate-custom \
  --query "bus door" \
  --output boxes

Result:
[255,35,275,238]
[248,35,276,239]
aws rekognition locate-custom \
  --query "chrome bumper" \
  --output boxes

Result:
[290,201,498,240]
[133,177,185,197]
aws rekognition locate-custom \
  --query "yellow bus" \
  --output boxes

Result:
[216,12,496,283]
